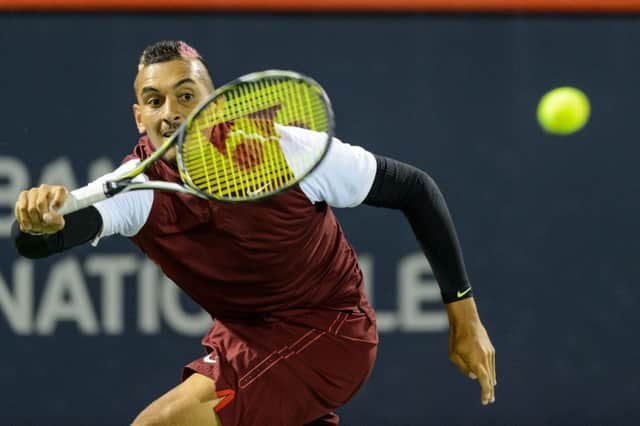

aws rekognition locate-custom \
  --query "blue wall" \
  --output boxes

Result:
[1,14,639,425]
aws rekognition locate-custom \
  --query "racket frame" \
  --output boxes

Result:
[175,69,335,203]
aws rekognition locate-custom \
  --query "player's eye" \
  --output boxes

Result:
[146,97,162,107]
[180,93,195,103]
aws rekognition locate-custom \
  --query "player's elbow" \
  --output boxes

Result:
[410,169,442,204]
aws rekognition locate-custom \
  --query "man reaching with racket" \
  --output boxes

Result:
[12,40,495,426]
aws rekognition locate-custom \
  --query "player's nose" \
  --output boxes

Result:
[161,99,184,123]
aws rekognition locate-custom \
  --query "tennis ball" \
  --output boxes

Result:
[537,87,590,135]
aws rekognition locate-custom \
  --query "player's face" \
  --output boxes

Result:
[133,59,214,162]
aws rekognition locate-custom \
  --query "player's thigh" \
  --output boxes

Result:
[131,373,223,426]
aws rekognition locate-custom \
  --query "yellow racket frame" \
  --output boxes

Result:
[176,70,334,202]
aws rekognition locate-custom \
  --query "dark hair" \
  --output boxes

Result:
[135,40,213,91]
[138,40,207,70]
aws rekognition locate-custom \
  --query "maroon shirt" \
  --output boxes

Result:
[125,136,372,323]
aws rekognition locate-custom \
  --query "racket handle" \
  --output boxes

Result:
[57,183,108,216]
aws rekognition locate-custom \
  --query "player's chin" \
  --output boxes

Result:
[163,147,178,163]
[148,136,177,163]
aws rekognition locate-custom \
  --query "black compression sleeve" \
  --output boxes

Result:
[363,155,472,304]
[11,206,103,259]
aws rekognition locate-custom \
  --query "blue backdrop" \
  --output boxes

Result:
[1,13,639,426]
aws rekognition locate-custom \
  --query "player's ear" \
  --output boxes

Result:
[132,104,146,134]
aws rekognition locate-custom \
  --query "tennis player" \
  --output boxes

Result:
[12,41,496,426]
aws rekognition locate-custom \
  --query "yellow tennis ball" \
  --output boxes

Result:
[537,87,591,135]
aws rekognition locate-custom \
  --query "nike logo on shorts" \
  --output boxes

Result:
[203,354,217,364]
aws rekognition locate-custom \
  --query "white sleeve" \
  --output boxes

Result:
[278,126,377,208]
[84,159,154,246]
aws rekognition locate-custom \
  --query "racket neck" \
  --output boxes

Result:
[119,134,179,181]
[104,181,129,197]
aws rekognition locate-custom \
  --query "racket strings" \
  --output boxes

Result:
[183,122,293,197]
[181,77,328,199]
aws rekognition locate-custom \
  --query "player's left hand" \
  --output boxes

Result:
[446,297,496,406]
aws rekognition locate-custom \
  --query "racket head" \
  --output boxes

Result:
[176,70,334,202]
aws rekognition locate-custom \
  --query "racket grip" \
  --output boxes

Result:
[57,183,108,216]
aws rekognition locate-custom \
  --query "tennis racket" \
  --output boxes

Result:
[57,69,334,215]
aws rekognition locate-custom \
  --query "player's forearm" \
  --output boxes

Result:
[11,207,103,259]
[363,155,472,304]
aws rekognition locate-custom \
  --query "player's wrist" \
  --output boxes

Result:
[442,286,473,304]
[445,297,480,327]
[24,230,46,236]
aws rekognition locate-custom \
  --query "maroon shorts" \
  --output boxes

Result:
[183,308,378,426]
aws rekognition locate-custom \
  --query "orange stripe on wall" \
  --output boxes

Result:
[3,0,640,13]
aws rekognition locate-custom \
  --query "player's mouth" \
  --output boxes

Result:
[161,130,178,141]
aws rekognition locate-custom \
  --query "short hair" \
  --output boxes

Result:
[135,40,213,92]
[137,40,208,72]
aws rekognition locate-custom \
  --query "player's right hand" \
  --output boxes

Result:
[14,184,69,235]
